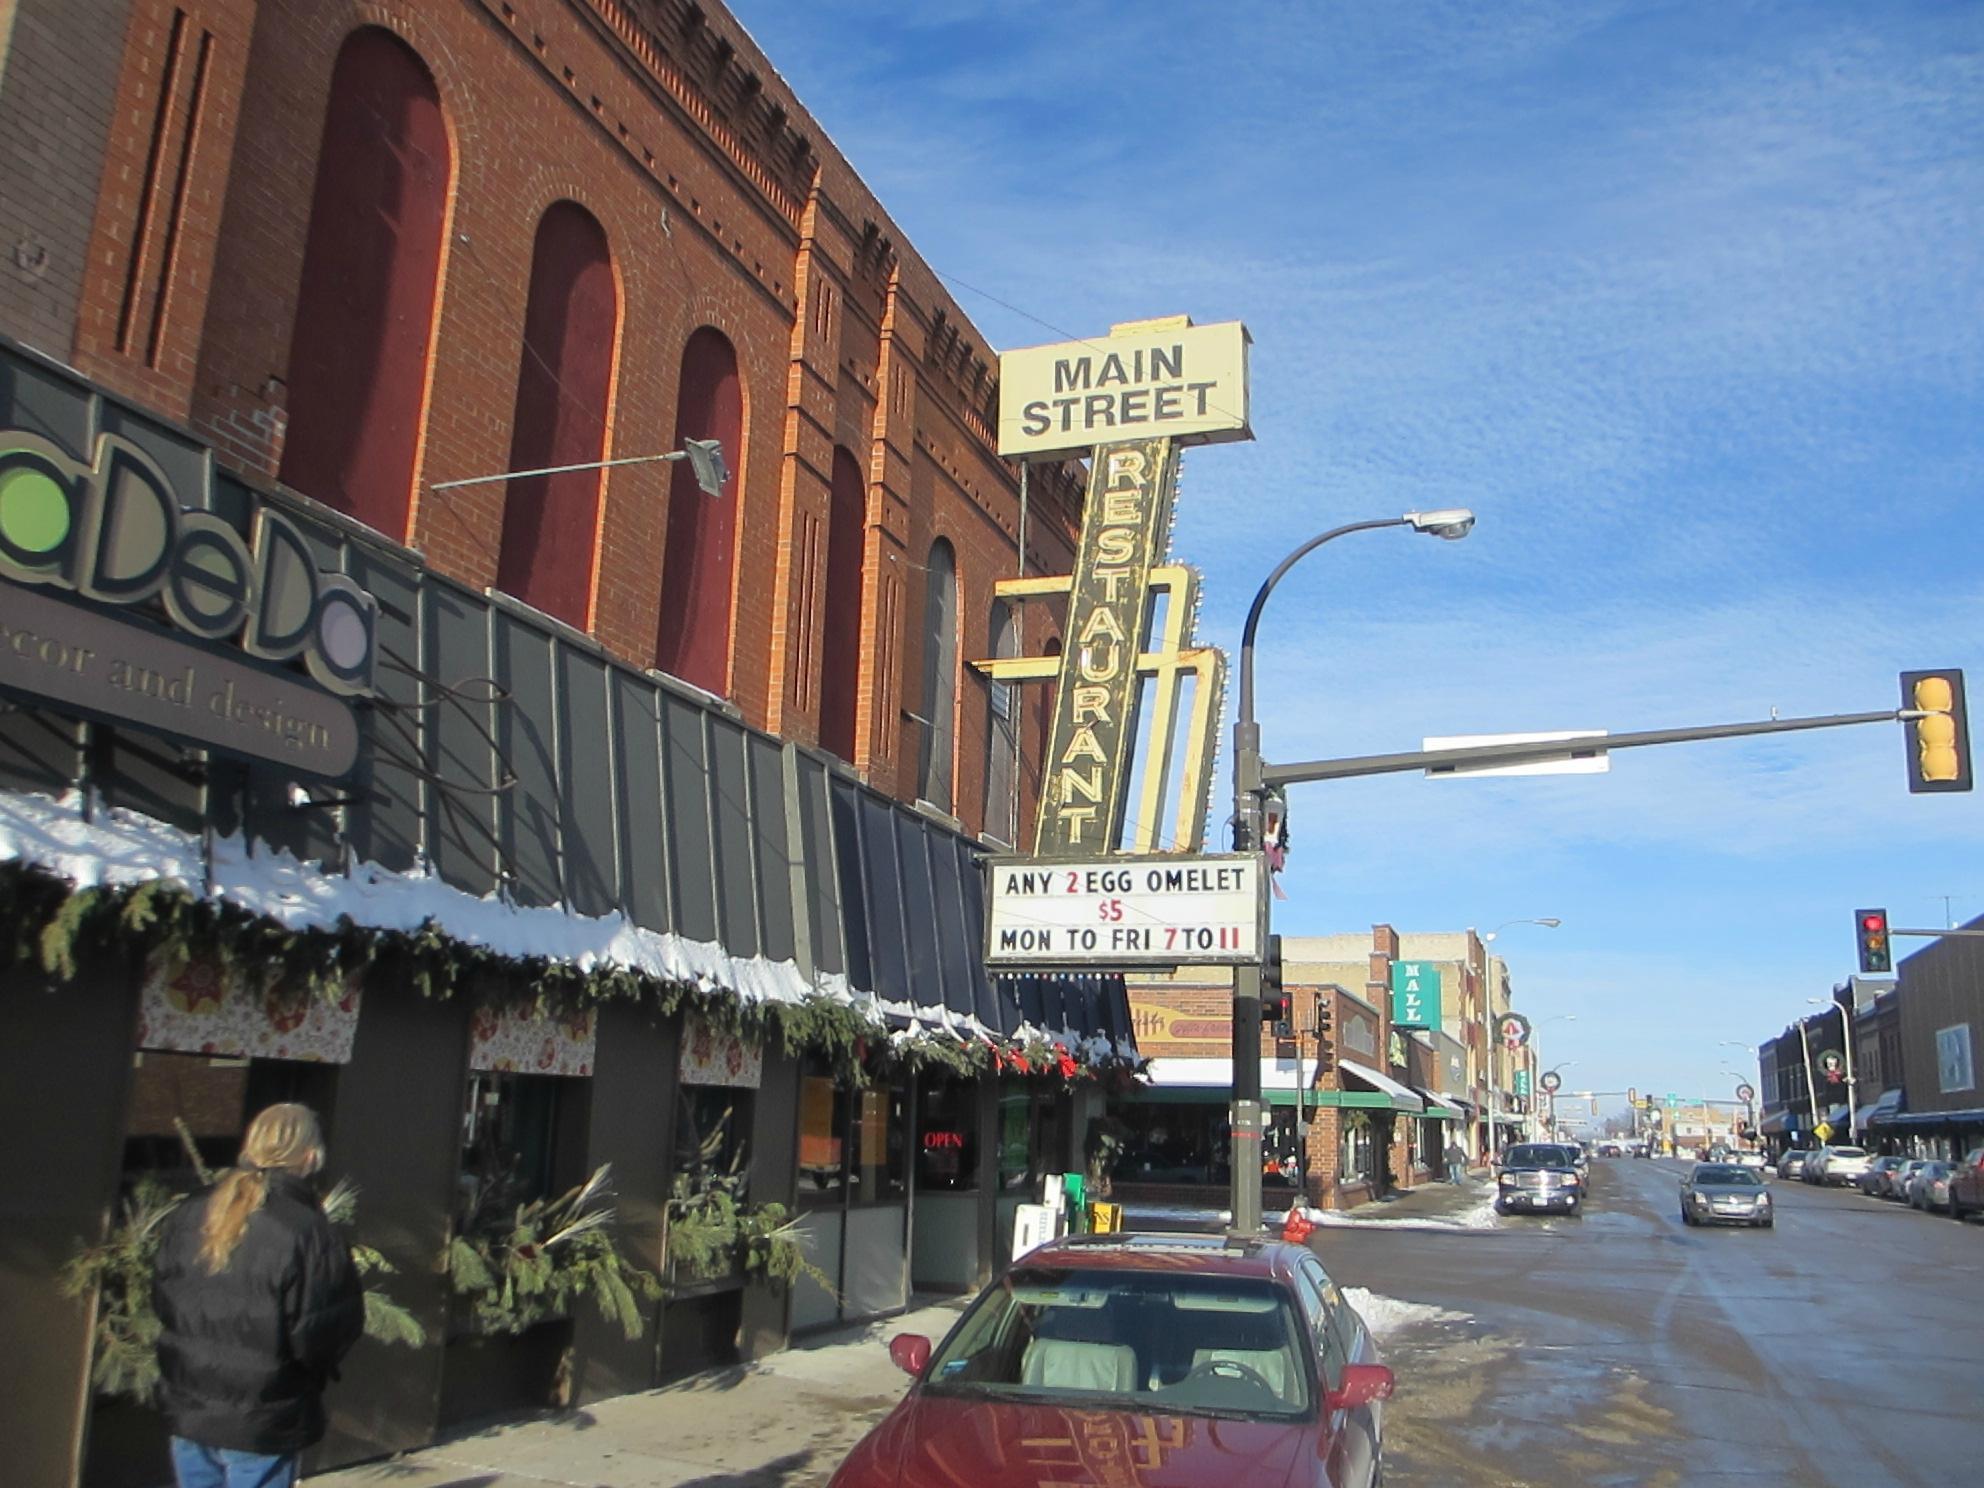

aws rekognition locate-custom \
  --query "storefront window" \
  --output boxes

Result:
[1339,1113,1374,1185]
[1107,1102,1229,1186]
[458,1071,583,1231]
[123,1050,338,1191]
[916,1076,978,1192]
[798,1066,848,1201]
[853,1083,909,1203]
[998,1084,1063,1193]
[799,1063,909,1205]
[673,1085,752,1204]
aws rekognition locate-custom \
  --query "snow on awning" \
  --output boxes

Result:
[1339,1058,1424,1114]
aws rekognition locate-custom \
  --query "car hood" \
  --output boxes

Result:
[863,1394,1311,1488]
[1689,1182,1767,1196]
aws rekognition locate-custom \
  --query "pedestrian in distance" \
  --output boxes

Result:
[1444,1137,1468,1184]
[152,1102,365,1488]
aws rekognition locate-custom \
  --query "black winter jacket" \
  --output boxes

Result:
[152,1172,365,1454]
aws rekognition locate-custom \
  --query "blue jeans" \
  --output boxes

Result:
[1447,1161,1466,1183]
[169,1437,299,1488]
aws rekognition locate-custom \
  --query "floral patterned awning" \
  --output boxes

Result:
[468,1003,597,1077]
[679,1012,761,1088]
[138,954,362,1063]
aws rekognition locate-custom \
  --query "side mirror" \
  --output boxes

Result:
[888,1333,931,1379]
[1326,1362,1395,1411]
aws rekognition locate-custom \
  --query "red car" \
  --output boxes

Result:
[829,1232,1394,1488]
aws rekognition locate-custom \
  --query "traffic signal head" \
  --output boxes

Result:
[1854,908,1892,975]
[1902,669,1971,793]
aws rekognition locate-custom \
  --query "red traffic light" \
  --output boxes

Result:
[1861,912,1886,932]
[1854,907,1892,974]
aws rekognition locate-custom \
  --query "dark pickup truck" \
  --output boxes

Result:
[1494,1142,1585,1217]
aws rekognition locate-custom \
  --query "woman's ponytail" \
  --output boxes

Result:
[197,1103,326,1273]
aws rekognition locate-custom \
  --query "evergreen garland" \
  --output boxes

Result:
[664,1189,838,1298]
[0,859,1148,1086]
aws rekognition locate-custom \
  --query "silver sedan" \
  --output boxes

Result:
[1680,1163,1775,1228]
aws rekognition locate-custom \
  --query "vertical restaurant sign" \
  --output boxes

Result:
[1032,436,1179,854]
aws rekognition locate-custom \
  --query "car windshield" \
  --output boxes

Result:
[1503,1145,1571,1167]
[923,1266,1311,1418]
[1694,1166,1760,1186]
[1827,1147,1868,1159]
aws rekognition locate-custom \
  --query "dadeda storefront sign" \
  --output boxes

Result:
[0,430,374,777]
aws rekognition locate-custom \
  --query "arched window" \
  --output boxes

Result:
[495,202,615,628]
[916,539,959,811]
[817,446,866,762]
[279,28,449,537]
[654,327,742,693]
[982,599,1018,842]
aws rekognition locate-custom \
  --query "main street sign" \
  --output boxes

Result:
[997,318,1252,460]
[984,852,1265,967]
[1390,961,1439,1029]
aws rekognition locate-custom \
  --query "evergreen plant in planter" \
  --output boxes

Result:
[444,1163,663,1340]
[662,1188,836,1297]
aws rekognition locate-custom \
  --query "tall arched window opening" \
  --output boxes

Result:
[654,327,742,694]
[279,28,449,537]
[495,202,615,628]
[916,539,959,812]
[982,599,1018,842]
[817,446,867,762]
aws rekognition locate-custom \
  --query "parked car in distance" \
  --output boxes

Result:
[1732,1150,1769,1172]
[1597,1142,1622,1158]
[1910,1160,1955,1212]
[1860,1155,1909,1196]
[828,1233,1393,1488]
[1778,1150,1812,1180]
[1495,1143,1585,1217]
[1948,1147,1984,1221]
[1680,1162,1774,1228]
[1810,1146,1872,1187]
[1886,1159,1928,1201]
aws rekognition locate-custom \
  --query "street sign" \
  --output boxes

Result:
[1814,1120,1834,1142]
[1513,1069,1531,1098]
[1422,730,1610,778]
[1390,961,1439,1029]
[984,852,1265,966]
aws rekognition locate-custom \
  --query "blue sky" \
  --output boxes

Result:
[732,1,1984,1110]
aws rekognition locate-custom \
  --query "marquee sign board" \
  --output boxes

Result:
[997,318,1252,461]
[985,852,1266,967]
[1390,961,1439,1030]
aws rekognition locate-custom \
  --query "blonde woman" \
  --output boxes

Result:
[151,1103,364,1488]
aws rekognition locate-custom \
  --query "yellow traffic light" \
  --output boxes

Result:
[1902,669,1971,793]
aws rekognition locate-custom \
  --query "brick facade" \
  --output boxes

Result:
[20,0,1094,845]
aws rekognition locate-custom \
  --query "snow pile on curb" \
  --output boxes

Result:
[1341,1286,1470,1337]
[1283,1192,1502,1233]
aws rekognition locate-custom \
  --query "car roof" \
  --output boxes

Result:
[1025,1231,1308,1283]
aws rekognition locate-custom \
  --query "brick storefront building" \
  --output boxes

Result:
[0,3,1147,1483]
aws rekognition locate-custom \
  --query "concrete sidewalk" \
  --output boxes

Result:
[306,1297,967,1488]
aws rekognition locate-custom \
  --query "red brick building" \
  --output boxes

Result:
[6,0,1088,822]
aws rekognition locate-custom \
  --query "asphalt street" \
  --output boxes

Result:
[1330,1157,1984,1487]
[309,1161,1984,1488]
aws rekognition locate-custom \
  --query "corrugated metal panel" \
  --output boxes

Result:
[344,545,422,873]
[827,776,871,994]
[748,736,795,966]
[794,755,844,979]
[707,714,758,959]
[423,582,499,898]
[857,792,908,1004]
[556,646,616,918]
[895,813,945,1012]
[611,673,669,934]
[661,691,718,943]
[495,608,561,908]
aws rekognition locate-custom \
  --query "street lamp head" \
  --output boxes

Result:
[1535,917,1562,928]
[1405,508,1476,540]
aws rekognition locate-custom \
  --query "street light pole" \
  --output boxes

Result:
[1810,996,1860,1143]
[1229,509,1475,1234]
